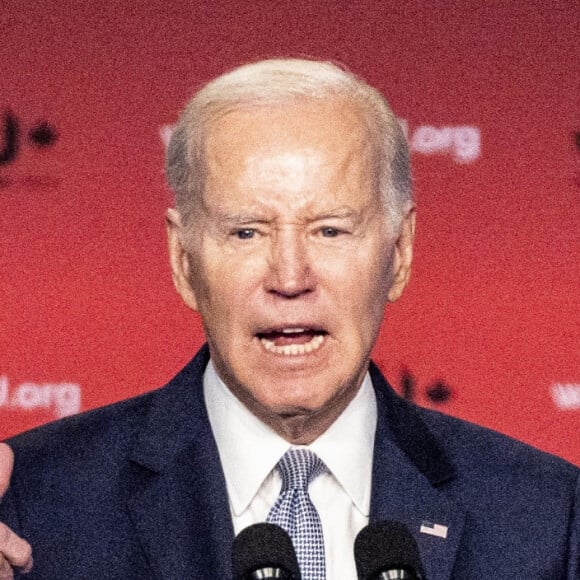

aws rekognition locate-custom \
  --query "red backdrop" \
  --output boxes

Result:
[1,1,578,464]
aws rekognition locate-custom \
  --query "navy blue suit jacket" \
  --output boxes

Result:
[2,345,578,578]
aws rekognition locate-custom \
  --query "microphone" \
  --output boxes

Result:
[232,523,301,579]
[354,520,426,580]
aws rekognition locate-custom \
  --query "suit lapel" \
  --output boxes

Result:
[369,363,465,580]
[126,346,235,579]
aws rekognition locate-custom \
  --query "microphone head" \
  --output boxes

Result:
[232,523,301,579]
[354,520,426,580]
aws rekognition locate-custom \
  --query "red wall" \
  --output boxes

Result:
[1,1,578,464]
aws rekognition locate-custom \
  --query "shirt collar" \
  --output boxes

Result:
[204,361,289,516]
[309,373,376,515]
[204,360,377,517]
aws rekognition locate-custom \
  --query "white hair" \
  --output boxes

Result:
[166,58,412,230]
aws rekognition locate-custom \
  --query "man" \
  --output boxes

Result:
[0,59,578,579]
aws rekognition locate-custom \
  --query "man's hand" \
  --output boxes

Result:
[0,443,32,579]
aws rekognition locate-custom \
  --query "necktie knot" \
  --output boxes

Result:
[278,448,326,491]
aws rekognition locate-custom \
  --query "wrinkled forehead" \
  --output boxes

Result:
[193,102,389,227]
[204,98,379,171]
[212,100,374,178]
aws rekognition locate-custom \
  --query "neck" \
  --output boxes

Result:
[259,384,363,445]
[266,412,337,445]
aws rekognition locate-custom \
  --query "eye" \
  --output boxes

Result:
[235,228,256,240]
[320,227,340,238]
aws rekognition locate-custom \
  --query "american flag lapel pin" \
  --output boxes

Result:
[420,521,448,539]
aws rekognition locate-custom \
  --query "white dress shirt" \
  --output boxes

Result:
[204,360,378,579]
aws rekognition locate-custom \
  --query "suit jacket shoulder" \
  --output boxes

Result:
[2,345,234,579]
[369,362,579,579]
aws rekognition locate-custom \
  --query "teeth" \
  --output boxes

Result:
[281,328,305,333]
[260,334,324,356]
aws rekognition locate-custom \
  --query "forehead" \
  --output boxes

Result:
[202,98,379,211]
[206,97,370,154]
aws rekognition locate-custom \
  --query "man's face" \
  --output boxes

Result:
[168,98,414,442]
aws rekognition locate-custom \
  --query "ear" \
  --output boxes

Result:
[387,205,416,303]
[166,208,199,312]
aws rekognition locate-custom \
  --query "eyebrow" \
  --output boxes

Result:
[211,205,363,225]
[215,212,271,225]
[311,207,360,220]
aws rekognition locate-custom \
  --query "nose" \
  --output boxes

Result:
[265,228,315,298]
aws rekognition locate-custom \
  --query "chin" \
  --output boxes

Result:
[260,384,342,416]
[259,392,322,415]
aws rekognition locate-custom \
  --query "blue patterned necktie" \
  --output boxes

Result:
[267,449,327,580]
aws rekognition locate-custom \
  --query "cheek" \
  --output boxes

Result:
[324,246,392,298]
[191,259,258,334]
[330,253,393,334]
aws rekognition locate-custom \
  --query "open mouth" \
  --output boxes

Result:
[256,328,327,356]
